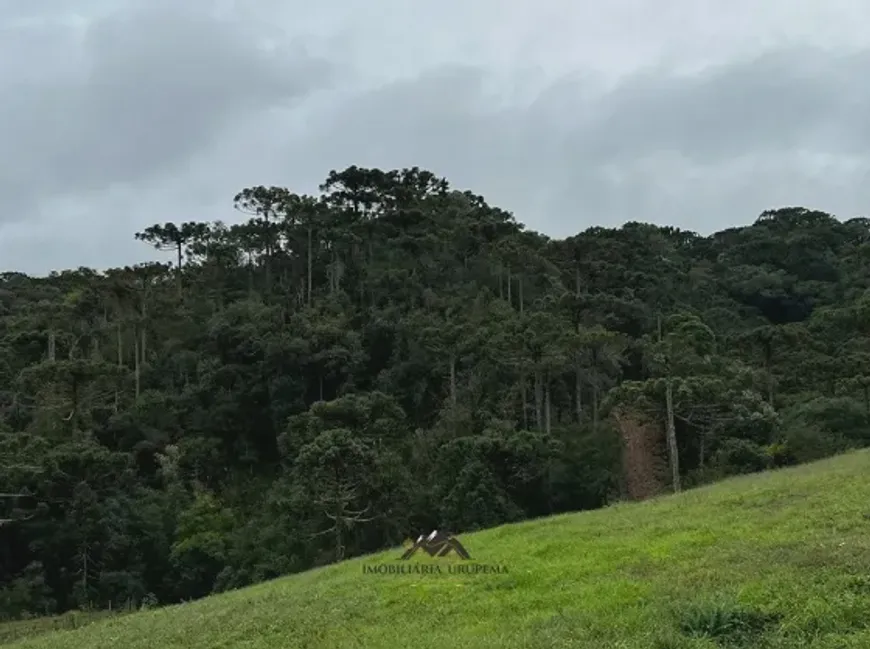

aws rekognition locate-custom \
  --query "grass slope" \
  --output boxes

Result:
[9,450,870,649]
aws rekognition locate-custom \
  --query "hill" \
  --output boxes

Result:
[7,450,870,648]
[3,166,870,622]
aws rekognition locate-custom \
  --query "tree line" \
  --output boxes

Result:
[1,165,869,618]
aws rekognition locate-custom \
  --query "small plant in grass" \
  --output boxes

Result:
[677,600,782,647]
[846,575,870,596]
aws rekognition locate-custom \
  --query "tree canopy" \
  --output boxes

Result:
[1,166,868,618]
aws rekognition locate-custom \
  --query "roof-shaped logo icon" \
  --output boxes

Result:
[399,530,471,560]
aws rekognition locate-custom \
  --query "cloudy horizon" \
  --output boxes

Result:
[3,1,870,276]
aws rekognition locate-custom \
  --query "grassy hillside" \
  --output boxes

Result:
[8,451,870,649]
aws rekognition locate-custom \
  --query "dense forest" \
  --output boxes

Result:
[1,165,869,619]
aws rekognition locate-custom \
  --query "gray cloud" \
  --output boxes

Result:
[3,1,870,274]
[583,48,870,163]
[281,47,870,235]
[0,2,331,226]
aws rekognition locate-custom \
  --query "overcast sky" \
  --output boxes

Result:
[3,1,870,275]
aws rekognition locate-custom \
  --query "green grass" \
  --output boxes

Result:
[8,450,870,648]
[0,610,122,646]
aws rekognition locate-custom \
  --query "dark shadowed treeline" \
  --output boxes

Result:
[1,166,869,618]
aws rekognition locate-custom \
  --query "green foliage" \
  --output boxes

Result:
[777,396,870,463]
[1,166,869,623]
[7,451,870,648]
[677,599,781,647]
[170,490,235,599]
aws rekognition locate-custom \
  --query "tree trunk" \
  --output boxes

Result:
[66,372,81,435]
[544,378,551,435]
[333,468,344,561]
[115,322,123,413]
[134,335,141,399]
[140,297,147,362]
[367,239,375,306]
[175,241,183,298]
[592,382,599,433]
[82,545,88,603]
[449,354,457,405]
[307,226,313,305]
[330,249,337,294]
[263,214,272,294]
[520,374,528,429]
[534,370,543,432]
[247,254,255,296]
[574,361,583,423]
[518,275,524,316]
[116,323,123,366]
[665,379,681,493]
[507,267,512,306]
[334,516,343,562]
